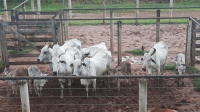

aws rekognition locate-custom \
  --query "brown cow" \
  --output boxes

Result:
[114,59,131,91]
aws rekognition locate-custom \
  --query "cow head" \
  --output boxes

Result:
[71,59,84,76]
[37,45,52,63]
[2,67,10,77]
[141,48,157,72]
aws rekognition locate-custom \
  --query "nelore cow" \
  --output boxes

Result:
[141,41,168,76]
[71,50,112,97]
[2,67,29,95]
[28,65,48,96]
[80,42,108,60]
[37,39,81,71]
[114,59,131,91]
[174,53,186,85]
[53,47,81,98]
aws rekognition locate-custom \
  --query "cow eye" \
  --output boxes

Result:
[70,64,73,67]
[60,61,66,64]
[43,51,47,54]
[141,58,143,61]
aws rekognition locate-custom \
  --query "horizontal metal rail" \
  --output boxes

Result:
[59,17,189,21]
[63,7,200,11]
[0,74,200,80]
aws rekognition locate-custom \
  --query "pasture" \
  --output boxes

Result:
[0,9,200,112]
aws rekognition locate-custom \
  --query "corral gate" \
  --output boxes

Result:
[0,10,64,67]
[187,17,200,66]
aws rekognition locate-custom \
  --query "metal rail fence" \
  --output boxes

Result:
[0,75,200,112]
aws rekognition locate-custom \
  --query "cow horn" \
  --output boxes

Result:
[151,58,156,64]
[151,48,156,56]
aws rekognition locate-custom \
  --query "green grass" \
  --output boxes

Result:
[186,66,199,74]
[0,61,5,73]
[192,78,200,91]
[8,49,31,55]
[164,64,176,71]
[126,49,144,55]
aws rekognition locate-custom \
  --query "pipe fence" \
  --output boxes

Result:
[0,75,200,112]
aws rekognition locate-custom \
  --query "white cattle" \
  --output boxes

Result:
[37,39,81,71]
[174,53,186,75]
[71,50,112,97]
[52,47,81,98]
[2,67,29,95]
[141,41,168,76]
[174,53,186,85]
[28,65,48,96]
[81,42,108,60]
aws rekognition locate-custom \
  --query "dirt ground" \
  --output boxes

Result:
[0,11,200,112]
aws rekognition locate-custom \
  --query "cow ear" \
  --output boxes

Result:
[151,58,156,64]
[151,48,156,56]
[82,63,86,66]
[49,48,52,54]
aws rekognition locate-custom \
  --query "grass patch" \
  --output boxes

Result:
[8,49,32,55]
[192,78,200,91]
[0,61,5,73]
[186,66,199,74]
[126,49,144,55]
[164,64,176,71]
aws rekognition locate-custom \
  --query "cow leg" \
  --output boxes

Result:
[68,79,72,96]
[85,84,89,98]
[59,81,64,98]
[117,78,121,92]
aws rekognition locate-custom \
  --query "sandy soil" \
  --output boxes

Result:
[0,11,200,112]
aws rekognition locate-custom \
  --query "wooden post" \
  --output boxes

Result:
[59,12,64,45]
[3,0,8,21]
[0,21,3,62]
[110,10,114,53]
[135,0,139,24]
[186,19,192,66]
[22,4,26,19]
[20,82,30,112]
[31,0,35,18]
[117,21,122,65]
[191,19,197,66]
[64,11,69,40]
[0,20,8,67]
[102,0,106,24]
[156,9,160,42]
[51,19,57,44]
[37,0,41,12]
[68,0,72,24]
[139,78,147,112]
[169,0,173,23]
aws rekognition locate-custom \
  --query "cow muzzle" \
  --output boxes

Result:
[142,68,146,71]
[37,58,40,62]
[53,72,57,75]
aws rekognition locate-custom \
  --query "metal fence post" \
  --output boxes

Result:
[156,9,160,42]
[110,10,114,53]
[20,82,30,112]
[139,78,147,112]
[186,19,192,66]
[117,21,122,65]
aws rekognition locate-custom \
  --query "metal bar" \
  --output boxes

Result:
[191,19,197,66]
[58,17,189,21]
[0,74,200,80]
[62,7,200,11]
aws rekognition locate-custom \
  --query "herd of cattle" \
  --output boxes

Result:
[2,39,186,98]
